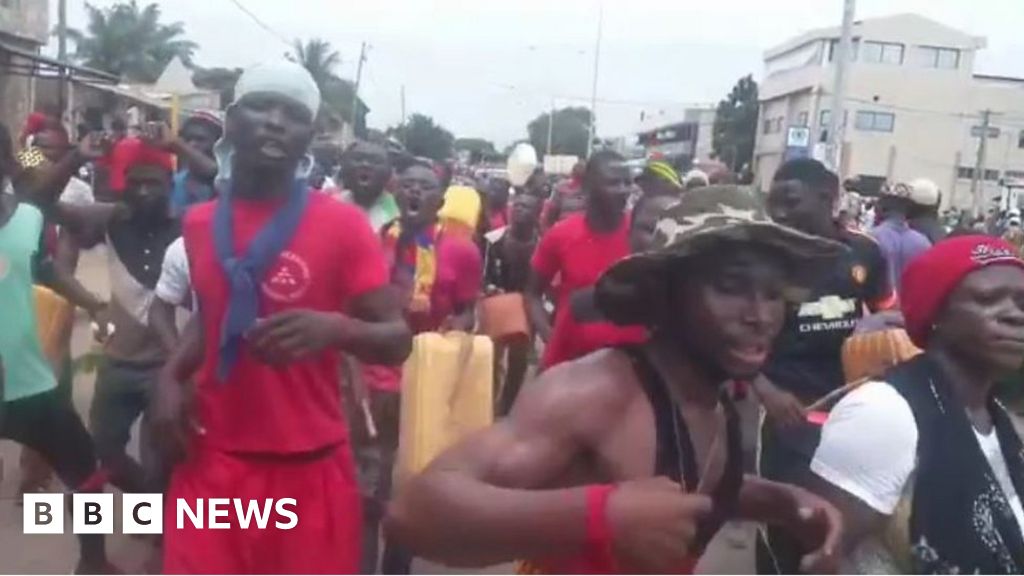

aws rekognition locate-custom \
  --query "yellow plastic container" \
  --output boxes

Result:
[438,185,482,232]
[396,332,494,485]
[33,285,75,369]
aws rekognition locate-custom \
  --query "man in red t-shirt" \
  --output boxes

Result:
[528,150,643,369]
[152,61,411,574]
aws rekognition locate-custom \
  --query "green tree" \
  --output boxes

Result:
[66,1,198,82]
[527,107,592,158]
[289,38,368,138]
[454,137,498,163]
[712,75,759,173]
[290,38,342,93]
[387,114,454,162]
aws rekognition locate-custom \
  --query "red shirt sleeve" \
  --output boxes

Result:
[335,203,389,304]
[532,225,563,284]
[450,238,483,306]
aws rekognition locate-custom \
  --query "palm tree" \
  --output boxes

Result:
[291,38,342,92]
[66,1,198,82]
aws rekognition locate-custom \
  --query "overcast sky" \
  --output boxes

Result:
[50,0,1024,146]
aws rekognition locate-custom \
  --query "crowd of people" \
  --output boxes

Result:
[0,58,1022,575]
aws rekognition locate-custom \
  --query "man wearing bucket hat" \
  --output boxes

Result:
[152,60,411,573]
[870,181,932,295]
[756,158,896,575]
[904,177,946,244]
[387,185,844,574]
[811,236,1024,573]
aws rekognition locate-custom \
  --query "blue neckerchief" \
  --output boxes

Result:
[212,178,310,380]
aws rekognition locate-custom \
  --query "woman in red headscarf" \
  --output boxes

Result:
[811,236,1024,574]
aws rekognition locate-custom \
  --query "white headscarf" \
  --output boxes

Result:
[214,60,321,187]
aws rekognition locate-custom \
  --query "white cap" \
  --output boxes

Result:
[214,60,320,186]
[234,60,321,120]
[906,178,940,207]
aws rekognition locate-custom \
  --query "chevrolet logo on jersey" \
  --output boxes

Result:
[798,296,857,320]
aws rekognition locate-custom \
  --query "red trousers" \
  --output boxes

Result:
[163,442,361,574]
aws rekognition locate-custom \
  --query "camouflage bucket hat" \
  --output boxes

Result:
[595,185,847,326]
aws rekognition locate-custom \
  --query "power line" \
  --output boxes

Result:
[223,0,292,47]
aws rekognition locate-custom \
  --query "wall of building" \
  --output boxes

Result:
[0,0,48,44]
[754,14,1022,209]
[0,0,48,138]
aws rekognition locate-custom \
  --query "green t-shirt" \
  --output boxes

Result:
[0,202,56,401]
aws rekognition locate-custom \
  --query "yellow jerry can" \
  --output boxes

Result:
[396,331,494,485]
[33,285,75,370]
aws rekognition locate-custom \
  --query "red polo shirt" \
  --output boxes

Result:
[184,191,388,454]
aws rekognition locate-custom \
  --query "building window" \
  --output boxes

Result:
[855,111,895,132]
[862,41,904,65]
[796,111,809,127]
[1005,170,1024,181]
[827,39,859,62]
[1018,130,1024,149]
[763,119,771,134]
[918,46,960,69]
[956,167,999,181]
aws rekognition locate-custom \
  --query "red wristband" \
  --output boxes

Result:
[585,484,618,570]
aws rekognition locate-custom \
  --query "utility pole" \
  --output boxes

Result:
[586,1,604,158]
[57,0,68,112]
[400,84,407,146]
[350,42,367,139]
[826,0,856,173]
[971,109,995,217]
[546,97,555,157]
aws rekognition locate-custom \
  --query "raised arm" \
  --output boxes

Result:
[22,133,110,207]
[140,122,217,181]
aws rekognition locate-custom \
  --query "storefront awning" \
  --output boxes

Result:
[0,41,118,84]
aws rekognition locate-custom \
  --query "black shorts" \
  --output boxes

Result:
[2,389,97,490]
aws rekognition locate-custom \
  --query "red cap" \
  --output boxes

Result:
[106,137,175,192]
[902,235,1024,347]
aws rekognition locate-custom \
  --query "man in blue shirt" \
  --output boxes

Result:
[871,181,932,295]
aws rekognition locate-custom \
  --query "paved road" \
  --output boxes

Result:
[0,247,755,574]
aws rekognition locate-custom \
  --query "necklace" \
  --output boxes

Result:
[670,399,723,495]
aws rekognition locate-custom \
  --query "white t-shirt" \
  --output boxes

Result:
[154,237,191,307]
[812,381,1024,561]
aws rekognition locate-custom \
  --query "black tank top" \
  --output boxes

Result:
[624,346,744,554]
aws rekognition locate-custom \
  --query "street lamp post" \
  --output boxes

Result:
[586,1,604,158]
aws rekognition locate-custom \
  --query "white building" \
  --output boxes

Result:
[634,105,717,165]
[754,13,1024,210]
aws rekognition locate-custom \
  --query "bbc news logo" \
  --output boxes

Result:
[24,494,298,534]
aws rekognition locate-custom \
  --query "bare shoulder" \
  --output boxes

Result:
[512,348,641,437]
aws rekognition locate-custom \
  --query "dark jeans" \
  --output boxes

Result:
[89,358,164,494]
[756,417,822,575]
[494,338,530,416]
